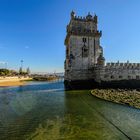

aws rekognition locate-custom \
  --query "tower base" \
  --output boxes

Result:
[64,79,98,90]
[64,79,140,90]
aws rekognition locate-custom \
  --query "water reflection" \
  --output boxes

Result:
[10,92,36,116]
[0,82,140,139]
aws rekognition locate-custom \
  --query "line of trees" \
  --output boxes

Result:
[0,67,30,76]
[19,67,30,75]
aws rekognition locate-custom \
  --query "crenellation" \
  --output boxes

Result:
[64,11,140,89]
[72,12,97,23]
[105,62,140,69]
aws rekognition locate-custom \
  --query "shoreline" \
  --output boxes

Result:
[0,76,32,87]
[0,76,59,87]
[91,89,140,109]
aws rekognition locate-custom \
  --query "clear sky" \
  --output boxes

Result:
[0,0,140,73]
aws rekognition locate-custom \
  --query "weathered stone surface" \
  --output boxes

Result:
[64,11,140,89]
[64,11,103,82]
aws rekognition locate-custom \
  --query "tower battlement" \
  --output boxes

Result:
[64,11,140,90]
[71,11,98,23]
[106,62,140,68]
[65,11,101,46]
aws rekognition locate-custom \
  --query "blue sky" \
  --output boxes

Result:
[0,0,140,72]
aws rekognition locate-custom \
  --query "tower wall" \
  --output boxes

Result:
[64,11,103,82]
[101,62,140,81]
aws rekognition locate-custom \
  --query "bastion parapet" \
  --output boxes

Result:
[64,11,140,90]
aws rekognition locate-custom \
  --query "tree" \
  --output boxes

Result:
[19,67,22,75]
[26,67,30,75]
[0,69,10,76]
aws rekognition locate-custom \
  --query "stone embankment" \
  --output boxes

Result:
[91,89,140,109]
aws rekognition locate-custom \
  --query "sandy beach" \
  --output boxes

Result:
[0,76,32,87]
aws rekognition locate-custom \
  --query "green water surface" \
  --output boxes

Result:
[0,81,140,140]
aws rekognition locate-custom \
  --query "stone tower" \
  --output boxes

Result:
[64,11,140,90]
[64,11,104,89]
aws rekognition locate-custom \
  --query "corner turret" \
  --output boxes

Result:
[97,53,105,66]
[86,12,92,20]
[71,10,75,19]
[94,14,98,23]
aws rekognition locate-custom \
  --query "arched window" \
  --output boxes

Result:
[83,38,87,43]
[119,75,122,79]
[82,45,88,57]
[111,75,114,79]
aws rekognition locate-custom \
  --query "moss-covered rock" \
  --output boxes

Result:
[91,89,140,109]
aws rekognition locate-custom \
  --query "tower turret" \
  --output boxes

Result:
[97,53,105,66]
[86,12,92,20]
[94,14,98,23]
[71,10,75,19]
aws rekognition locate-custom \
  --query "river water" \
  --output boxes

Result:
[0,81,140,140]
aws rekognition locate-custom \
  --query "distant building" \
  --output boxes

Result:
[64,11,140,89]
